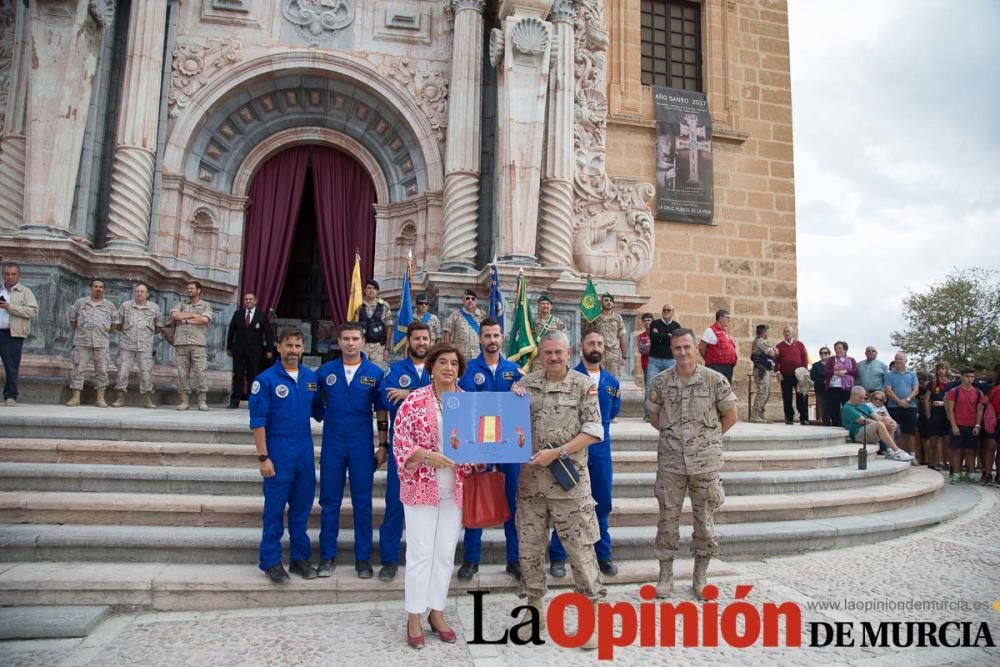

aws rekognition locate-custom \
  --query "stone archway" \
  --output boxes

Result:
[155,50,445,289]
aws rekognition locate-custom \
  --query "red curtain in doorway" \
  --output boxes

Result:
[310,147,377,322]
[240,146,310,316]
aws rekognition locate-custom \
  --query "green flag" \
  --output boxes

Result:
[579,277,601,323]
[507,272,537,371]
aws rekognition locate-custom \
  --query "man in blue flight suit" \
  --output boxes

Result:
[249,328,324,584]
[376,320,432,582]
[315,322,388,579]
[457,317,524,581]
[549,329,622,577]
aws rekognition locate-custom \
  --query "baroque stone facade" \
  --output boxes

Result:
[0,0,797,399]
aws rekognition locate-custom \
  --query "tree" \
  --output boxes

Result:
[891,267,1000,371]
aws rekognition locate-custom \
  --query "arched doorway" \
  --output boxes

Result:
[239,144,376,355]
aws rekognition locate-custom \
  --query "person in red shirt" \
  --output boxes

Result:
[698,309,738,382]
[637,313,653,419]
[774,325,810,425]
[945,368,986,484]
[982,365,1000,485]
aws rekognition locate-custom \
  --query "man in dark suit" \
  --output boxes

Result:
[227,293,274,408]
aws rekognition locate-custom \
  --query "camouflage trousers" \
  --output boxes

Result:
[175,345,207,393]
[654,471,725,559]
[69,345,109,390]
[116,349,155,394]
[752,367,771,418]
[601,349,622,379]
[363,343,387,370]
[516,496,606,601]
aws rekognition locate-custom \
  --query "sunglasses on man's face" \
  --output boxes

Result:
[464,296,476,301]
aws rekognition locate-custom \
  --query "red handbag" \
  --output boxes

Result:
[462,469,511,529]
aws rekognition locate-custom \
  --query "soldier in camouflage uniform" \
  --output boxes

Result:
[170,281,214,411]
[515,331,605,650]
[749,324,775,423]
[356,280,392,370]
[586,293,626,378]
[66,278,119,408]
[646,327,738,600]
[529,294,566,372]
[414,293,442,343]
[443,289,485,363]
[112,283,161,409]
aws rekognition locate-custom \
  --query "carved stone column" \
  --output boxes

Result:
[537,0,576,270]
[0,2,27,232]
[22,0,110,236]
[105,0,168,251]
[495,0,554,263]
[440,0,486,272]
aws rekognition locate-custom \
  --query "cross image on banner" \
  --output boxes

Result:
[653,86,714,224]
[442,392,532,464]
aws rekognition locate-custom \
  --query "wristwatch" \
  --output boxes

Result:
[559,447,569,461]
[257,454,269,462]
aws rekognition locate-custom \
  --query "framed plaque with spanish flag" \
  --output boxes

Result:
[441,392,532,464]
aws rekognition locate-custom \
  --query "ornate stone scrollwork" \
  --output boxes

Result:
[451,0,486,12]
[488,28,504,67]
[368,56,449,146]
[282,0,354,39]
[571,0,654,281]
[511,17,549,55]
[0,5,14,130]
[549,0,577,24]
[167,39,244,118]
[89,0,116,28]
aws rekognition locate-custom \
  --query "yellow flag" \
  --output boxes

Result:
[346,251,363,322]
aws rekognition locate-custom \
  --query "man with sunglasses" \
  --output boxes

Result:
[413,293,441,344]
[444,289,486,363]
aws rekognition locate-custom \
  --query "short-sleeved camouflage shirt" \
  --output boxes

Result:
[648,365,738,475]
[170,300,214,347]
[69,298,119,348]
[518,370,604,500]
[445,307,486,363]
[118,300,161,352]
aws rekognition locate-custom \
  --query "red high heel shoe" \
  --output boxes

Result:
[407,620,425,649]
[428,614,457,643]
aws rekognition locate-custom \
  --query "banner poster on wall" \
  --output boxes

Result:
[653,86,714,224]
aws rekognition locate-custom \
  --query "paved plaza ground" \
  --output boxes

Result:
[2,482,997,666]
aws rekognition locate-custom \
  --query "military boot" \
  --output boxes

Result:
[111,390,126,408]
[95,389,109,408]
[655,559,674,599]
[64,390,81,407]
[197,392,209,411]
[525,596,545,631]
[692,556,710,599]
[143,393,158,409]
[176,393,189,411]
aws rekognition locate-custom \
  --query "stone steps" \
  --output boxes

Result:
[0,559,730,612]
[0,605,111,640]
[0,407,849,452]
[0,457,912,498]
[0,483,978,566]
[0,438,863,471]
[0,467,945,528]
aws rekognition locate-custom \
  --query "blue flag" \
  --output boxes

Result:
[393,264,413,353]
[488,263,505,333]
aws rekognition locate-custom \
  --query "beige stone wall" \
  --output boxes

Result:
[605,0,797,392]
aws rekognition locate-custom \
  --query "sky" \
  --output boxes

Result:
[787,0,1000,359]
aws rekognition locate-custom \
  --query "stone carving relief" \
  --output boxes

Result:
[488,28,504,67]
[88,0,115,28]
[168,39,244,118]
[365,55,449,146]
[282,0,354,39]
[0,5,15,130]
[571,0,654,281]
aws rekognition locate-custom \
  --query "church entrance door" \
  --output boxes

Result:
[239,145,377,356]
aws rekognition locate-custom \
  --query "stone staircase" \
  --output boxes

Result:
[0,407,980,612]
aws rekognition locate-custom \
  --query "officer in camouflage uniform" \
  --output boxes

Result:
[749,324,775,423]
[586,293,626,378]
[515,330,605,651]
[529,294,566,372]
[170,281,214,411]
[112,283,161,409]
[646,327,738,600]
[443,289,485,363]
[66,278,119,408]
[356,280,392,370]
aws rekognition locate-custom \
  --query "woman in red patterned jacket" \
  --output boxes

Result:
[393,342,475,649]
